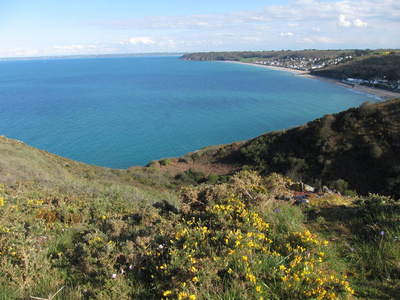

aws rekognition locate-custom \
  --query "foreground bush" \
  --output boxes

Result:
[2,172,399,299]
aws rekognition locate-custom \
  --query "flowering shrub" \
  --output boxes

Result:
[135,171,355,299]
[1,171,383,299]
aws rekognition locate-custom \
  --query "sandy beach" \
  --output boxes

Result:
[226,61,400,100]
[299,73,400,100]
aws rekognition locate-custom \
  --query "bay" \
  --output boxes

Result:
[0,56,378,169]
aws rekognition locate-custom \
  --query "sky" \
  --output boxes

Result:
[0,0,399,58]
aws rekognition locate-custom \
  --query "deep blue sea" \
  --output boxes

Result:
[0,56,379,169]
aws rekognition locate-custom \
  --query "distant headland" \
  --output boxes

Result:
[182,49,400,99]
[0,52,187,61]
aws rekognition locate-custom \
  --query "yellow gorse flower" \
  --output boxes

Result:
[163,290,172,296]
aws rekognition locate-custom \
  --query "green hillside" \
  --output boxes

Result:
[310,53,400,81]
[239,99,400,198]
[181,49,366,62]
[1,100,400,299]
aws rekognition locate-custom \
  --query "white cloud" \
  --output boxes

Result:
[12,48,40,56]
[297,36,341,44]
[94,0,398,38]
[298,37,314,43]
[239,37,262,43]
[53,45,85,50]
[339,14,368,29]
[158,38,178,48]
[117,37,156,45]
[280,32,293,37]
[314,36,341,44]
[339,15,351,27]
[7,44,104,57]
[196,21,212,27]
[253,24,270,31]
[5,0,398,58]
[99,15,227,30]
[115,36,184,49]
[354,18,368,28]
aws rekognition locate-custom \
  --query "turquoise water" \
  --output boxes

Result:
[0,56,378,169]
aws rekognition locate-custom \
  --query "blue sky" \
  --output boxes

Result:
[1,0,399,58]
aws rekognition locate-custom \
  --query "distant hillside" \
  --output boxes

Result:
[182,50,400,91]
[181,49,368,61]
[310,52,400,81]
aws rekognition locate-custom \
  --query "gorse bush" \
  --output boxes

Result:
[165,172,354,300]
[160,159,172,166]
[0,172,359,299]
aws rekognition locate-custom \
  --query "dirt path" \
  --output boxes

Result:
[155,157,238,177]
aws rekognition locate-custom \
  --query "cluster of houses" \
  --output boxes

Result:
[252,56,400,91]
[346,77,400,90]
[252,56,352,71]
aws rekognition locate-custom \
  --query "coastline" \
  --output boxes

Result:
[224,61,400,100]
[300,73,400,101]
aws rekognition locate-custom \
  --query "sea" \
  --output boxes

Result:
[0,56,379,169]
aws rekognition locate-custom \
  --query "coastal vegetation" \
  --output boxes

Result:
[310,53,400,89]
[240,99,400,198]
[1,99,400,299]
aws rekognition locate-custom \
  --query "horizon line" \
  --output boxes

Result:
[1,47,398,61]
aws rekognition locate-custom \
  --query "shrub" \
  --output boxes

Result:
[332,179,349,194]
[368,142,383,159]
[343,189,356,197]
[162,171,355,299]
[159,159,171,166]
[208,173,219,184]
[358,100,376,117]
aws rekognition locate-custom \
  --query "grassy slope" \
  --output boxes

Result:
[1,100,400,299]
[0,135,180,205]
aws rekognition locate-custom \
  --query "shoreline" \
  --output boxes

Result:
[224,61,400,100]
[300,73,400,101]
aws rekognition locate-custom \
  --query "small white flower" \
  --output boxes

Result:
[112,274,117,279]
